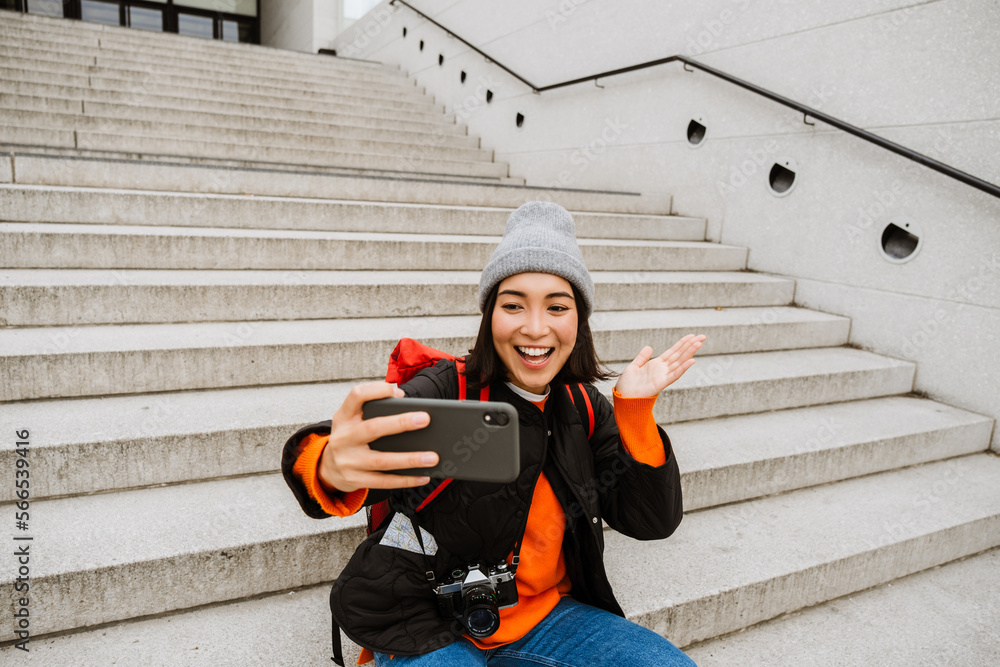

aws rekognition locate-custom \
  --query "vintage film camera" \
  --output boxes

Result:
[433,561,519,638]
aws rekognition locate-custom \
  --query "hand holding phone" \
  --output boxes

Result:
[364,398,520,483]
[318,382,438,493]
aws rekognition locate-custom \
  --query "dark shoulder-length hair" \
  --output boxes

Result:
[463,283,614,391]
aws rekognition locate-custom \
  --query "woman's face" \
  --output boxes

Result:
[491,272,578,395]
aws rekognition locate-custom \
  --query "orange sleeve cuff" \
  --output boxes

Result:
[612,388,667,467]
[291,433,369,517]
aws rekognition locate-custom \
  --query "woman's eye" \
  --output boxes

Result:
[501,303,522,311]
[549,305,569,312]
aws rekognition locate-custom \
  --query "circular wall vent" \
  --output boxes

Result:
[879,217,922,263]
[687,118,707,147]
[768,159,798,197]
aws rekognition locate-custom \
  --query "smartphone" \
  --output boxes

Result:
[362,397,520,483]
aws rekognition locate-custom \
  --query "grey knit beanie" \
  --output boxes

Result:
[479,201,595,316]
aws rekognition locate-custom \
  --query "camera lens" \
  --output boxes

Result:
[495,411,509,426]
[462,587,500,638]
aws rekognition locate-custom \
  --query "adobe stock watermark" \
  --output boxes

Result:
[452,74,504,123]
[545,0,591,30]
[337,4,398,59]
[875,4,921,36]
[774,83,836,134]
[845,120,966,246]
[897,253,999,359]
[861,457,968,552]
[683,0,753,57]
[716,139,779,195]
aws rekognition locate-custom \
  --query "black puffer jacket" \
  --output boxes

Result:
[281,359,683,657]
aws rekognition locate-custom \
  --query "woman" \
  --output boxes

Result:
[282,201,704,666]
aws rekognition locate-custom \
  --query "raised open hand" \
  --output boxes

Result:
[614,334,706,398]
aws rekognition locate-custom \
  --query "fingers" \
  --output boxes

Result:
[358,409,430,440]
[362,447,439,472]
[348,472,434,490]
[324,381,433,492]
[659,334,706,364]
[337,381,403,421]
[630,345,654,369]
[328,445,439,491]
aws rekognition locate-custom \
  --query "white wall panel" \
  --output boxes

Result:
[333,0,1000,449]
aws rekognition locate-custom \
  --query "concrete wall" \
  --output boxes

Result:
[261,0,356,54]
[332,0,1000,451]
[260,0,315,52]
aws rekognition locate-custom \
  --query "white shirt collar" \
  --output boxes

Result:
[505,381,550,402]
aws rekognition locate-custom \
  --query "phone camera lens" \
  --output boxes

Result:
[495,412,509,426]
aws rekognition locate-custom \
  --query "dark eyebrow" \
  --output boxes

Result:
[498,290,575,301]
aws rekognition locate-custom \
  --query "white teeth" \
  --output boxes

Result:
[517,346,551,357]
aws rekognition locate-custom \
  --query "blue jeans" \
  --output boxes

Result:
[372,597,695,666]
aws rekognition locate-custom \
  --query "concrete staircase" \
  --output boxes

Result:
[1,10,997,664]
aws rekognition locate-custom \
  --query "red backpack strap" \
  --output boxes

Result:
[455,357,489,401]
[415,356,486,514]
[565,383,594,439]
[457,358,467,401]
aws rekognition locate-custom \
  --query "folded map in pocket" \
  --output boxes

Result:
[379,512,439,556]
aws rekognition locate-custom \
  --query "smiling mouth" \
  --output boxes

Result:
[516,346,554,364]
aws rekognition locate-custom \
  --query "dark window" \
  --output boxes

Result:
[19,0,261,43]
[26,0,68,16]
[81,0,121,25]
[128,5,162,31]
[221,18,252,43]
[177,11,213,38]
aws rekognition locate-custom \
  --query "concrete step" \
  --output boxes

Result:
[0,473,367,642]
[0,45,427,101]
[0,185,701,239]
[0,307,845,401]
[3,148,521,188]
[0,59,443,113]
[15,540,1000,666]
[0,66,450,120]
[0,224,742,271]
[0,355,984,502]
[672,395,994,511]
[2,453,997,647]
[0,110,492,162]
[0,14,398,78]
[5,154,672,212]
[606,453,1000,648]
[685,546,1000,666]
[0,30,415,82]
[0,270,788,326]
[0,96,478,149]
[0,22,398,76]
[0,129,508,178]
[0,80,465,133]
[633,346,915,422]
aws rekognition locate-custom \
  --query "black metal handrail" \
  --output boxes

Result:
[389,0,999,200]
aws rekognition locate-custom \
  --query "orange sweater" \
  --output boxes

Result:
[292,388,665,663]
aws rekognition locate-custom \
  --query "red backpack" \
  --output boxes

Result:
[367,338,595,534]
